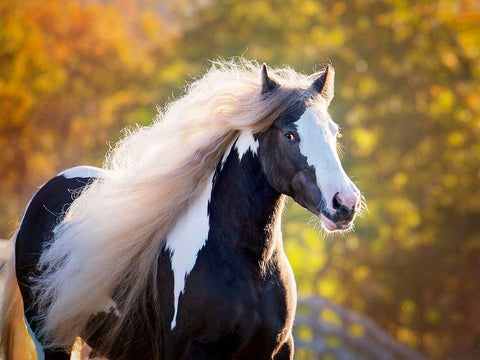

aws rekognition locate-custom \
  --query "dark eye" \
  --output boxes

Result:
[284,133,296,142]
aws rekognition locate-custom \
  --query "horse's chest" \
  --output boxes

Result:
[165,245,296,358]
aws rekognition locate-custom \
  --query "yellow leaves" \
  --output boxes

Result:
[100,91,136,126]
[37,131,55,152]
[429,86,455,115]
[320,308,342,328]
[440,51,459,69]
[396,326,420,348]
[33,67,67,94]
[318,278,339,299]
[297,0,322,16]
[157,62,189,84]
[399,299,416,324]
[348,322,366,338]
[325,27,346,48]
[251,1,275,18]
[424,307,442,326]
[1,21,27,55]
[393,172,408,188]
[457,24,480,60]
[357,75,379,99]
[309,25,345,51]
[447,131,465,147]
[353,265,370,283]
[231,0,279,29]
[355,59,368,73]
[0,82,34,127]
[284,211,327,294]
[325,336,341,349]
[26,149,59,186]
[332,2,346,17]
[465,89,480,113]
[381,197,423,248]
[388,198,420,228]
[442,174,457,188]
[70,116,96,149]
[345,235,359,251]
[140,12,162,37]
[351,128,377,157]
[295,326,313,342]
[422,332,451,360]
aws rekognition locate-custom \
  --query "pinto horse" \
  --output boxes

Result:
[0,61,361,360]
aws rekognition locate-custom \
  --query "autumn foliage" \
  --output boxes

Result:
[1,0,479,359]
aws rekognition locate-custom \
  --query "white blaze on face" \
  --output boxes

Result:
[296,107,358,213]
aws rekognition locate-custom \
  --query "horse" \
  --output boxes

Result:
[0,60,362,360]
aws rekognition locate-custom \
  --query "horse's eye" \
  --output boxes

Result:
[284,133,296,142]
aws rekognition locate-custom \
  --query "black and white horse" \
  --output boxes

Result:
[1,61,361,360]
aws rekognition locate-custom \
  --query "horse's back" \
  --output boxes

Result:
[15,166,104,330]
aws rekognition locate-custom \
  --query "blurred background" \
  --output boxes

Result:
[1,0,479,358]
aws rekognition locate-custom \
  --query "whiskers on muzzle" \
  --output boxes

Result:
[317,191,366,232]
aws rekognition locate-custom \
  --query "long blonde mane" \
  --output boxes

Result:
[33,59,322,355]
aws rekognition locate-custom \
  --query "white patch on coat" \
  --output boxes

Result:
[220,138,238,170]
[58,166,104,179]
[296,107,358,211]
[235,131,259,159]
[25,317,45,360]
[166,174,214,329]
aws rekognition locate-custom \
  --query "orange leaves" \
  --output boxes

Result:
[0,0,182,236]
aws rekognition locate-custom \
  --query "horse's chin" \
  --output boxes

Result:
[302,203,353,232]
[319,214,352,232]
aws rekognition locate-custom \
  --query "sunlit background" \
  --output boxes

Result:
[1,0,479,358]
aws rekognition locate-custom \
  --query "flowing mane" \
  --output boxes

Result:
[32,59,324,352]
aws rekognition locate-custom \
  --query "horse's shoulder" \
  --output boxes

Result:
[18,166,104,241]
[16,166,104,276]
[27,165,104,213]
[35,166,104,207]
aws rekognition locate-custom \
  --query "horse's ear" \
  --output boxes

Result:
[311,65,335,105]
[261,64,280,94]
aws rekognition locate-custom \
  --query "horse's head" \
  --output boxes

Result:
[258,65,361,232]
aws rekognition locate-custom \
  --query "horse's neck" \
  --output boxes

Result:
[210,146,283,259]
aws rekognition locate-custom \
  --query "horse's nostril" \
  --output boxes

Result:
[332,192,341,210]
[332,192,355,223]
